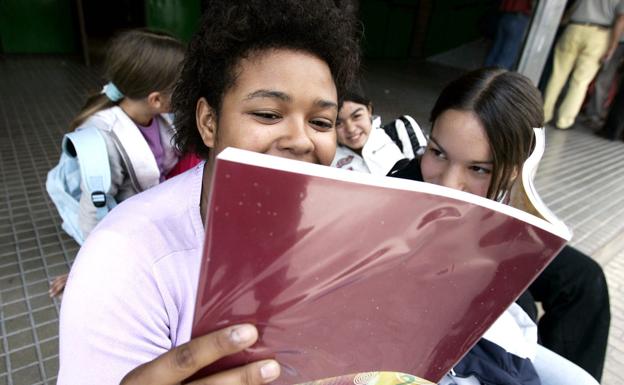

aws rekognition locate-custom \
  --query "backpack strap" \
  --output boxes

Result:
[382,115,428,159]
[382,119,403,152]
[397,115,427,157]
[109,106,161,191]
[63,127,115,220]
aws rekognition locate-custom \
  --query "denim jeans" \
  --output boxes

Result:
[484,12,530,70]
[533,344,599,385]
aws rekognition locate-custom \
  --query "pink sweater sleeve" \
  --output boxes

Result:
[57,166,204,384]
[58,226,172,384]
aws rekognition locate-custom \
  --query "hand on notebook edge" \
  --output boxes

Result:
[120,324,281,385]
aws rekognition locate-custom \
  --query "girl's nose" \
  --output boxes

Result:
[277,119,314,156]
[344,120,356,134]
[440,166,465,192]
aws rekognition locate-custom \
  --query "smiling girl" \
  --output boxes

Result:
[332,88,425,175]
[58,1,360,384]
[394,68,604,385]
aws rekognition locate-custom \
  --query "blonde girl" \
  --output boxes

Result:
[49,29,185,297]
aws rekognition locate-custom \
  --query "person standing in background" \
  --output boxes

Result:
[484,0,534,70]
[583,34,624,129]
[543,0,624,130]
[598,73,624,139]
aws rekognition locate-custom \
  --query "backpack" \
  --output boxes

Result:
[46,127,117,245]
[381,115,428,159]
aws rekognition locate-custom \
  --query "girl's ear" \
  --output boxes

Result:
[367,103,373,116]
[196,98,217,148]
[499,166,520,202]
[147,91,165,110]
[510,166,519,184]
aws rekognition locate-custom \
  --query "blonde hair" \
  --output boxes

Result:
[70,29,185,130]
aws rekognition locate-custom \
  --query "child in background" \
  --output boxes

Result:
[48,29,185,297]
[332,88,425,175]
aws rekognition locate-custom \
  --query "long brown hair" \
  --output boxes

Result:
[430,68,543,200]
[70,29,185,130]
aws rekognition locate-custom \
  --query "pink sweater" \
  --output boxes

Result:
[59,163,206,384]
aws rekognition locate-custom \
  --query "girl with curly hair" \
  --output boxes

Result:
[58,1,361,384]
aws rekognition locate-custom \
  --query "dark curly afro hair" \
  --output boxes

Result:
[172,0,362,159]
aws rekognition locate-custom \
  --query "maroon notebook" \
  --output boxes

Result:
[191,142,569,384]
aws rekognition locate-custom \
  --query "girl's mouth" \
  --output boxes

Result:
[348,132,362,141]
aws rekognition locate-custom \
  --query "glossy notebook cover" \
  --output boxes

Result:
[191,148,568,384]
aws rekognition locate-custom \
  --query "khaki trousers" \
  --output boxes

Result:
[543,24,610,128]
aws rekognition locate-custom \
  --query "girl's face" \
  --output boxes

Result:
[335,101,373,151]
[198,49,338,166]
[420,109,493,198]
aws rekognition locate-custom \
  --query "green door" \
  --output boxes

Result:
[0,0,77,53]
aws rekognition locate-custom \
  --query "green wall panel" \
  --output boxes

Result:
[145,0,201,42]
[0,0,77,53]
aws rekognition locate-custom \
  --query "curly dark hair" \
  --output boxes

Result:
[172,0,362,159]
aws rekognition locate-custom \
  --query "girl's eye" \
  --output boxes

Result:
[428,147,446,159]
[251,112,281,121]
[311,119,334,131]
[470,165,491,175]
[335,120,344,129]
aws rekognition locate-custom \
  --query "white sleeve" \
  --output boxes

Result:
[482,303,538,361]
